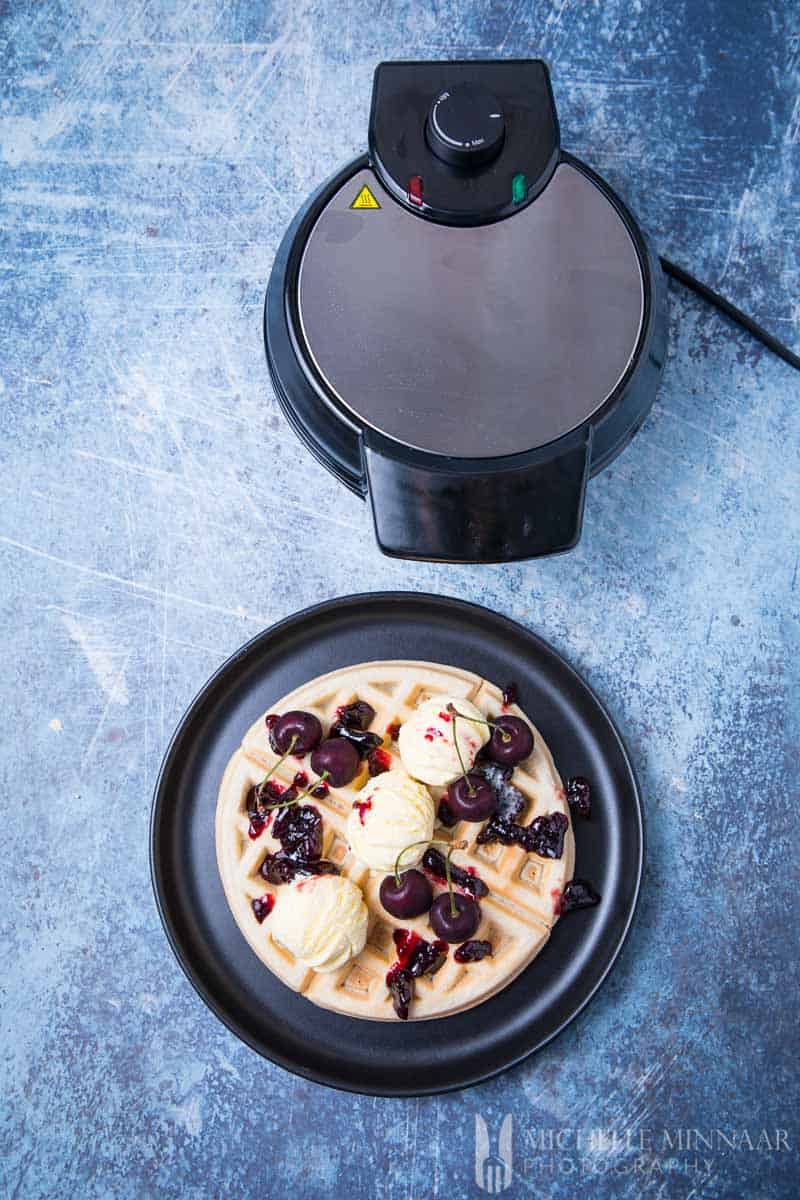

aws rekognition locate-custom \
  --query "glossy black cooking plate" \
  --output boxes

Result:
[151,593,643,1095]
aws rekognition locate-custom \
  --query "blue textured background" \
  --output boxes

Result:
[2,2,798,1197]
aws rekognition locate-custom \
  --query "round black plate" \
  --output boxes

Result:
[151,593,643,1096]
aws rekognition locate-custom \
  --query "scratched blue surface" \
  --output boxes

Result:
[1,2,799,1198]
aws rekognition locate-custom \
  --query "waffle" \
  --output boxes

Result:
[215,660,575,1020]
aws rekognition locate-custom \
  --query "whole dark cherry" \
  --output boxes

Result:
[379,870,433,919]
[486,715,534,766]
[429,893,480,943]
[310,737,360,788]
[271,710,323,756]
[447,773,497,822]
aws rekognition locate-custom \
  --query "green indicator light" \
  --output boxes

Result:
[511,173,527,205]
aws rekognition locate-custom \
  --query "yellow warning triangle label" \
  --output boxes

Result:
[350,184,380,210]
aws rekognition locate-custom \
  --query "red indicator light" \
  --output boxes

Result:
[408,175,424,206]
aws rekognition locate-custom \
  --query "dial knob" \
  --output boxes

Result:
[426,83,505,168]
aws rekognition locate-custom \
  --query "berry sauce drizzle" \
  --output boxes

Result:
[368,747,392,777]
[251,894,275,923]
[386,929,448,1019]
[388,929,448,976]
[453,939,492,963]
[421,847,489,899]
[555,879,601,915]
[352,797,373,825]
[248,813,271,840]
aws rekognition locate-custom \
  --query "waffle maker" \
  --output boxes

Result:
[265,59,668,562]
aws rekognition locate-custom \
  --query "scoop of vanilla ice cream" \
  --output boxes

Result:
[398,695,490,787]
[270,874,368,972]
[346,768,435,872]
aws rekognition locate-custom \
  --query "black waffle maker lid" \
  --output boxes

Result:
[265,59,668,562]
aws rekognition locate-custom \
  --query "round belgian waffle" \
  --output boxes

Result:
[215,660,575,1020]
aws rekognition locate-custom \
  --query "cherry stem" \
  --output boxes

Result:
[294,769,330,804]
[261,794,300,814]
[259,733,299,791]
[447,702,512,744]
[448,712,475,795]
[261,767,330,813]
[393,837,466,890]
[443,843,459,918]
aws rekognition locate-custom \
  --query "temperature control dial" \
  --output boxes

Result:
[426,83,505,168]
[369,60,560,223]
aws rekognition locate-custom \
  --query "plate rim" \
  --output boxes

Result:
[150,591,644,1095]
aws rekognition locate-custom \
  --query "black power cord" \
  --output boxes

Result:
[659,256,800,372]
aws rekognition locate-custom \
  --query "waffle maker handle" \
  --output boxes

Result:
[363,425,591,563]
